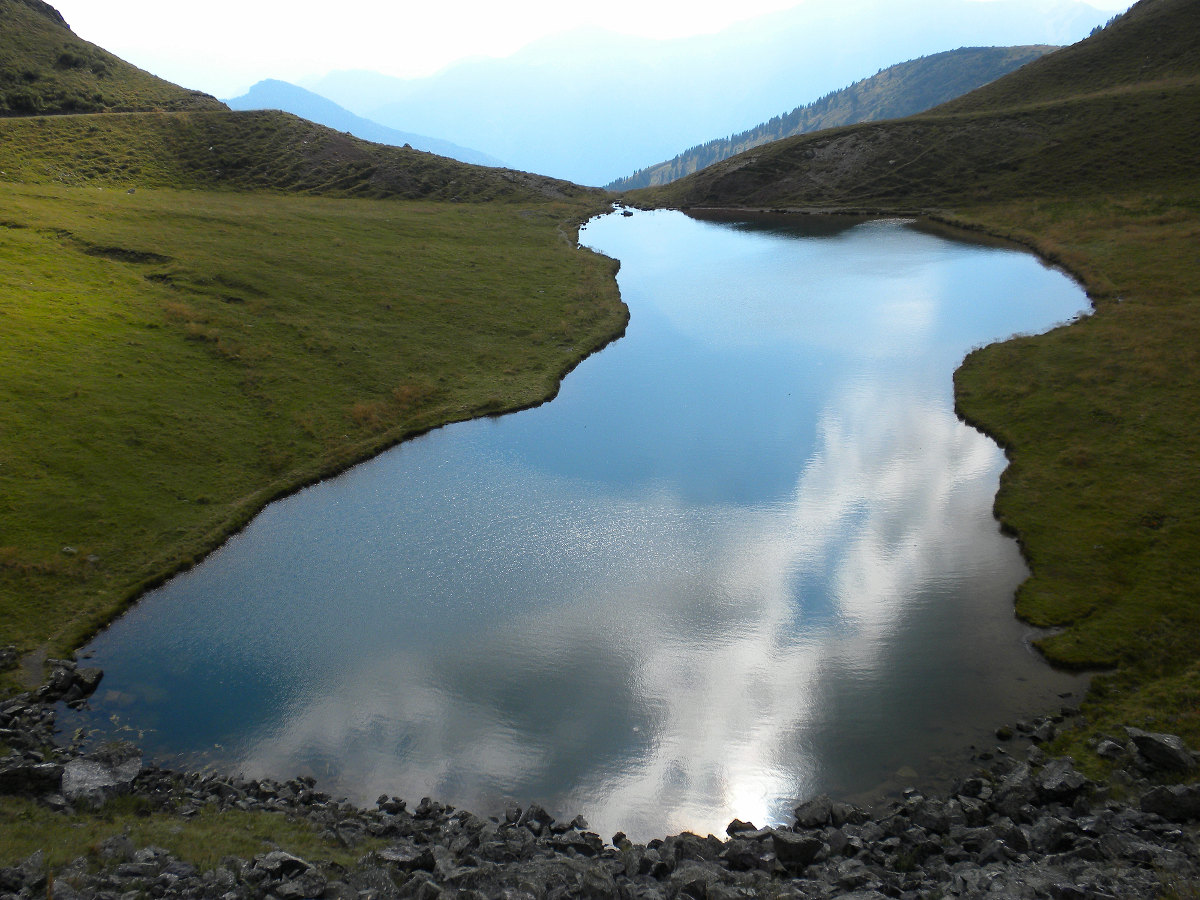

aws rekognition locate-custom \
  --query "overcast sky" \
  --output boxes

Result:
[50,0,1134,99]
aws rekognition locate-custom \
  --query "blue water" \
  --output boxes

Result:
[68,210,1089,840]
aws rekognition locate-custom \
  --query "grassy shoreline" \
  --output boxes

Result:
[0,183,627,685]
[650,190,1200,776]
[942,190,1200,771]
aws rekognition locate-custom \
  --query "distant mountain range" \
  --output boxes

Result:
[306,0,1114,185]
[225,80,505,168]
[608,45,1057,191]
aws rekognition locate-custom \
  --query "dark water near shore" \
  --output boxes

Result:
[68,211,1089,841]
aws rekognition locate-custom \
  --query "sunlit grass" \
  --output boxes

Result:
[0,181,625,674]
[950,185,1200,756]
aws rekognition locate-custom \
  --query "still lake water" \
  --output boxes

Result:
[68,210,1089,840]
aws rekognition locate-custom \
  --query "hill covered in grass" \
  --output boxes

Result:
[636,0,1199,210]
[608,45,1056,191]
[0,3,626,673]
[633,0,1200,767]
[0,109,597,201]
[0,0,223,115]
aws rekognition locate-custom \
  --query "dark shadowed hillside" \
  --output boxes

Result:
[636,0,1200,210]
[0,0,224,114]
[935,0,1200,113]
[0,109,598,202]
[608,45,1056,190]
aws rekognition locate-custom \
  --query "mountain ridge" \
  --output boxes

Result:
[0,110,597,203]
[0,0,223,115]
[226,80,506,168]
[632,0,1199,210]
[310,0,1113,185]
[608,45,1057,191]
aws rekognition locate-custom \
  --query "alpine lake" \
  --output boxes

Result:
[66,209,1091,841]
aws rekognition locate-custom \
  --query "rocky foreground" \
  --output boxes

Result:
[3,659,1200,899]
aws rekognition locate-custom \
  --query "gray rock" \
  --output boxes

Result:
[1037,758,1089,801]
[771,830,824,870]
[1033,721,1057,744]
[62,753,142,806]
[379,843,437,872]
[995,763,1037,817]
[275,870,327,899]
[909,799,950,834]
[1127,728,1198,773]
[580,863,619,899]
[725,819,756,836]
[1096,739,1126,761]
[253,850,313,880]
[669,861,724,899]
[0,761,63,795]
[74,667,104,697]
[793,794,833,828]
[1141,783,1200,821]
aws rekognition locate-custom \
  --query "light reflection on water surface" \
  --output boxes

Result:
[69,211,1088,840]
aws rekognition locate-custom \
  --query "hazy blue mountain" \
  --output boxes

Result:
[225,79,505,168]
[609,45,1058,190]
[310,0,1112,186]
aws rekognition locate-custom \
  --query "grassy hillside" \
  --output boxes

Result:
[608,45,1056,191]
[631,0,1200,765]
[0,0,224,115]
[0,4,627,676]
[635,79,1200,209]
[935,0,1200,113]
[0,181,624,666]
[0,110,591,201]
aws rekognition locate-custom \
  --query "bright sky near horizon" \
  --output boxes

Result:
[49,0,1134,100]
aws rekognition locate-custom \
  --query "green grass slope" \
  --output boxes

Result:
[0,183,624,664]
[0,109,597,200]
[935,0,1200,113]
[608,45,1056,191]
[633,0,1200,763]
[0,6,627,674]
[0,0,224,115]
[636,75,1200,209]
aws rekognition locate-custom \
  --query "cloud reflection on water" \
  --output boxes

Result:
[69,213,1089,844]
[232,368,1035,840]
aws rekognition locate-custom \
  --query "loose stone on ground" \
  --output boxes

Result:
[1,671,1199,899]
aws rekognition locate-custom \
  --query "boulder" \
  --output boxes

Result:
[253,850,314,880]
[793,794,833,828]
[379,842,437,872]
[0,761,63,796]
[1036,758,1089,801]
[725,818,756,835]
[1140,784,1200,821]
[771,830,824,870]
[62,747,142,806]
[1126,728,1197,773]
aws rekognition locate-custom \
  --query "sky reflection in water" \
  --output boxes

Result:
[70,211,1089,840]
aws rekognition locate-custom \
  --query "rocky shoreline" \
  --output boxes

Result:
[3,658,1200,899]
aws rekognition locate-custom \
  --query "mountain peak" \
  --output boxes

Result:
[13,0,68,29]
